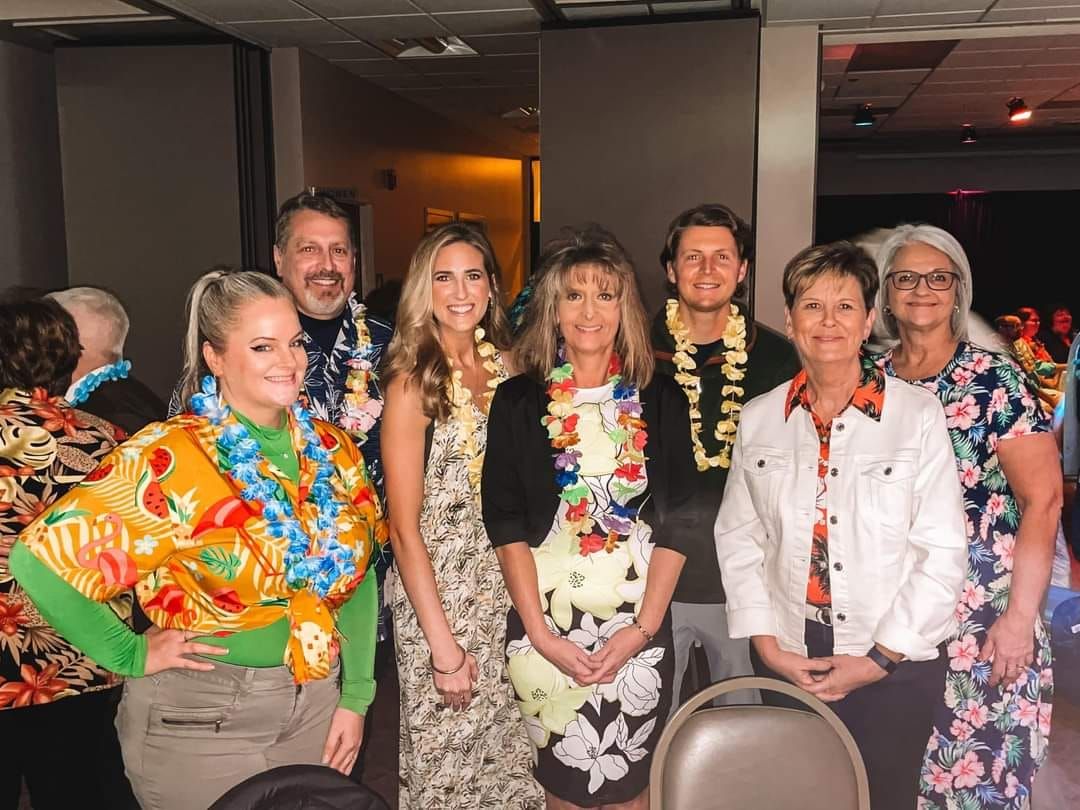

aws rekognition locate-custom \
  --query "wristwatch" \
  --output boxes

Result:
[866,645,898,675]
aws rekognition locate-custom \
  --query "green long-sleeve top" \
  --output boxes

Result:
[10,411,378,715]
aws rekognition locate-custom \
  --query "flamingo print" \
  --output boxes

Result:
[75,513,138,587]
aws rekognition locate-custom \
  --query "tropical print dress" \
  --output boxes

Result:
[506,383,673,806]
[391,382,543,810]
[0,388,127,708]
[879,342,1053,810]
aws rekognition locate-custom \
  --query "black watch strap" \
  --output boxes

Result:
[866,646,898,675]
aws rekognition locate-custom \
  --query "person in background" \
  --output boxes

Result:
[382,223,541,809]
[1059,337,1080,559]
[12,270,386,810]
[484,226,697,809]
[1039,304,1074,364]
[1002,313,1064,408]
[0,298,133,810]
[48,286,165,435]
[651,203,799,713]
[715,241,967,810]
[874,224,1059,810]
[1016,307,1053,363]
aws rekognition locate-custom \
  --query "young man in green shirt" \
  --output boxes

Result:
[651,203,800,713]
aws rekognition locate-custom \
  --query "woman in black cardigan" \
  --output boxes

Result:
[482,226,698,810]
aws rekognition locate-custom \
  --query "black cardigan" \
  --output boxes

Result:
[482,372,701,554]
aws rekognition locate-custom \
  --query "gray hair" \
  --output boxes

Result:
[874,224,972,343]
[178,268,294,406]
[47,286,130,359]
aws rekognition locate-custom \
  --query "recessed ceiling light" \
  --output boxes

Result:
[380,36,478,59]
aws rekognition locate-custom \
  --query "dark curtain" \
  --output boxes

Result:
[816,190,1080,323]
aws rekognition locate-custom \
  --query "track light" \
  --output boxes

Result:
[853,104,875,127]
[961,124,977,144]
[1007,97,1032,122]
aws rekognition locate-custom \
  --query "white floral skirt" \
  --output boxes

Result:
[505,522,673,806]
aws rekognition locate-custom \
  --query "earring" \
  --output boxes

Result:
[953,305,960,314]
[882,305,892,315]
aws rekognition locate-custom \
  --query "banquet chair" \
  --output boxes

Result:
[649,676,870,810]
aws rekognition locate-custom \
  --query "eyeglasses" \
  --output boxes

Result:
[886,270,959,291]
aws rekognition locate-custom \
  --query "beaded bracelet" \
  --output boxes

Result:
[430,651,467,676]
[633,617,653,642]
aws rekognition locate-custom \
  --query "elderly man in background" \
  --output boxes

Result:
[49,286,165,435]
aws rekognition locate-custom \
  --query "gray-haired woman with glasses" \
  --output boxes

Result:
[873,224,1059,810]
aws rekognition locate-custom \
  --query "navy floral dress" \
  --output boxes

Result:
[880,342,1053,810]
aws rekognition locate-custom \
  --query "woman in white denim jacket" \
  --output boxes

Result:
[714,241,967,810]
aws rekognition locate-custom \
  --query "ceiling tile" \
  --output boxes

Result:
[766,0,877,22]
[1030,47,1080,64]
[305,40,386,59]
[996,0,1080,7]
[938,49,1037,67]
[837,80,921,98]
[843,68,931,81]
[562,3,650,19]
[228,18,349,45]
[433,9,541,34]
[952,35,1063,51]
[930,65,1025,81]
[332,14,448,38]
[363,74,444,89]
[304,0,422,14]
[0,0,146,20]
[871,11,985,26]
[985,8,1080,22]
[412,0,534,10]
[875,0,989,11]
[328,58,419,75]
[161,0,313,22]
[822,58,851,75]
[463,32,538,54]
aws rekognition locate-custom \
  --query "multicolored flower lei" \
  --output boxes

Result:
[66,359,131,406]
[665,298,748,470]
[446,327,508,500]
[339,304,382,444]
[191,376,356,599]
[541,353,647,556]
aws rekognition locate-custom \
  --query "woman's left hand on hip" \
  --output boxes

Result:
[322,706,365,774]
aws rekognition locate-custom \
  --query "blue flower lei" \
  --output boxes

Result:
[190,376,356,599]
[67,359,131,406]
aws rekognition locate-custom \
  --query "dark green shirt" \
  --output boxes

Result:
[651,305,801,603]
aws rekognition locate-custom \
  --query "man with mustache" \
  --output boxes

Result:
[651,203,800,714]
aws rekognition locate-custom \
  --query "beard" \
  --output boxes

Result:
[297,274,349,318]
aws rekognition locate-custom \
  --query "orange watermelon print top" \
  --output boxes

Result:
[19,412,388,683]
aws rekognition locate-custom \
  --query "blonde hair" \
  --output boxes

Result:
[516,225,654,390]
[178,268,294,406]
[383,223,512,422]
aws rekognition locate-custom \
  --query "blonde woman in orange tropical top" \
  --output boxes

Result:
[11,269,387,810]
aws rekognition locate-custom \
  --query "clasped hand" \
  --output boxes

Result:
[535,626,648,686]
[761,647,887,703]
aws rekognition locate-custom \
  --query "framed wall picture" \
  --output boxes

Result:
[425,207,455,233]
[457,211,488,232]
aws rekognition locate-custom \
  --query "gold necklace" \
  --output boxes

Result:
[665,298,748,471]
[446,327,507,499]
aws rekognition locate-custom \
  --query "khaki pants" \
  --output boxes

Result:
[116,660,339,810]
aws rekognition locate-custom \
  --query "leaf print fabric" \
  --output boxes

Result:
[880,342,1053,810]
[505,384,673,806]
[1,388,126,710]
[390,400,543,809]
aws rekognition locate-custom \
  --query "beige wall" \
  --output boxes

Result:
[0,41,67,292]
[55,45,241,399]
[295,51,527,298]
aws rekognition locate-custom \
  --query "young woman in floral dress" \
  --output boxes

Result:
[874,225,1059,809]
[483,226,697,809]
[382,223,542,809]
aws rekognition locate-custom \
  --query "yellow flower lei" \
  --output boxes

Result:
[665,298,748,471]
[447,327,508,499]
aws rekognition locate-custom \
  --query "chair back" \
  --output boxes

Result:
[649,676,870,810]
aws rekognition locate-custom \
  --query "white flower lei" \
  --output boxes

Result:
[664,298,748,471]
